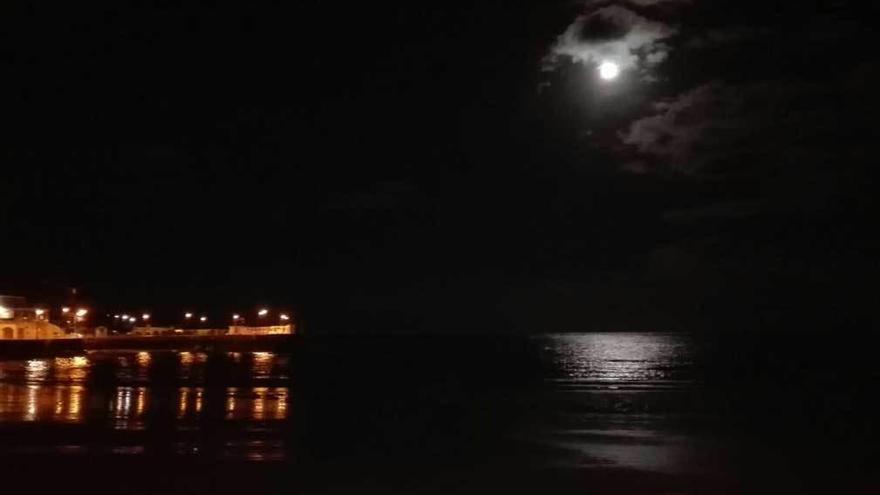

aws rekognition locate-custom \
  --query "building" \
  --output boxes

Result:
[227,324,293,336]
[0,295,68,340]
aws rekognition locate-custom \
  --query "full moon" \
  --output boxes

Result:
[598,61,620,81]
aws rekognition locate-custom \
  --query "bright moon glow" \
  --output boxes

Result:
[598,61,620,81]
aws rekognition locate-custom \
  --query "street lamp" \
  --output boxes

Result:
[199,316,207,323]
[279,313,290,322]
[258,308,268,317]
[62,307,70,314]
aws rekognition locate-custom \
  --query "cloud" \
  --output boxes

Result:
[545,4,677,73]
[661,199,762,222]
[583,0,692,6]
[618,67,879,176]
[683,26,771,49]
[618,83,719,173]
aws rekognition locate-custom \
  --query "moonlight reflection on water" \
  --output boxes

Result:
[540,333,696,384]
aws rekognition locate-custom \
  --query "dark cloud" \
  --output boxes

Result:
[683,26,771,49]
[619,67,879,177]
[583,0,692,7]
[661,199,762,223]
[618,83,717,173]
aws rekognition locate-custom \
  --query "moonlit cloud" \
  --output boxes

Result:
[583,0,692,6]
[545,4,677,74]
[618,70,876,175]
[618,84,718,173]
[683,26,771,49]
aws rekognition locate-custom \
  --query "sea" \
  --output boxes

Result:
[0,333,876,494]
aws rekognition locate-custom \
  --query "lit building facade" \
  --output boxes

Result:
[227,324,293,336]
[0,296,67,340]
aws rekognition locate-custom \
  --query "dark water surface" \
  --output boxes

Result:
[0,333,877,494]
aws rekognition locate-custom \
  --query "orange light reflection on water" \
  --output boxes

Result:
[253,387,266,420]
[67,385,83,421]
[25,360,49,382]
[0,383,87,422]
[53,355,90,382]
[0,352,290,427]
[252,352,275,378]
[178,387,190,418]
[224,386,289,421]
[136,352,151,367]
[179,352,194,365]
[194,388,203,414]
[25,385,38,421]
[135,387,147,416]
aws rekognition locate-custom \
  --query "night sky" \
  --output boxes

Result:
[3,0,878,332]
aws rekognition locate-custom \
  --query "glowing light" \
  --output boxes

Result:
[232,314,240,320]
[279,313,290,321]
[128,316,136,322]
[114,314,120,319]
[142,313,150,321]
[75,308,88,317]
[61,307,70,314]
[184,312,193,319]
[0,306,11,319]
[258,308,268,317]
[35,308,45,317]
[598,60,620,81]
[199,316,207,322]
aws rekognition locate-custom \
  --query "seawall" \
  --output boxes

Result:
[0,334,297,358]
[0,338,85,358]
[84,334,296,352]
